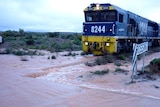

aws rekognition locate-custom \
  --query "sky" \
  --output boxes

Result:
[0,0,160,32]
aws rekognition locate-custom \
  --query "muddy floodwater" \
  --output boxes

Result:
[0,51,160,107]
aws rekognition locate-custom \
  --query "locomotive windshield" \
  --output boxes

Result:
[85,12,99,22]
[85,10,117,22]
[101,11,117,22]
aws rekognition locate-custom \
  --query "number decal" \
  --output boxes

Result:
[94,26,98,33]
[98,26,101,33]
[91,26,95,33]
[91,26,105,33]
[101,26,105,33]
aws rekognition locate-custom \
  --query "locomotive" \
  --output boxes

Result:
[82,3,160,55]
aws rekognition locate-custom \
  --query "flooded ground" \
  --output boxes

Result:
[0,51,160,107]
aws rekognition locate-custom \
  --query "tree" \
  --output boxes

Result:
[19,28,24,36]
[2,30,13,36]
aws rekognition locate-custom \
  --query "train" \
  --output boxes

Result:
[82,3,160,55]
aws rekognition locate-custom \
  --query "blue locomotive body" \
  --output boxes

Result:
[82,3,160,55]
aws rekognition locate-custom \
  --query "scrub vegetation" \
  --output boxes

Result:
[0,29,82,55]
[85,54,115,67]
[149,58,160,73]
[91,69,110,75]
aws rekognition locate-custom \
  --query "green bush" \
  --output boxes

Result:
[48,32,59,38]
[72,38,81,45]
[114,62,122,67]
[2,31,83,53]
[61,42,72,50]
[5,48,13,54]
[13,50,37,56]
[26,35,35,45]
[51,42,61,52]
[77,34,82,41]
[149,58,160,72]
[40,44,48,50]
[115,68,122,72]
[27,50,37,55]
[14,50,25,56]
[91,69,109,75]
[115,68,128,74]
[2,30,14,37]
[61,34,77,40]
[118,54,126,60]
[95,55,114,65]
[105,55,114,63]
[150,58,160,66]
[95,57,107,65]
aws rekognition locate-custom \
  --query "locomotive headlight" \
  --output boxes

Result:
[106,43,110,46]
[96,4,100,10]
[85,42,88,45]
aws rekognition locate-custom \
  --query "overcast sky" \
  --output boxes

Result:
[0,0,160,32]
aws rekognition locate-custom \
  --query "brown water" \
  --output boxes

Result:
[0,51,160,107]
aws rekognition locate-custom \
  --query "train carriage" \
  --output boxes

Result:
[82,3,160,55]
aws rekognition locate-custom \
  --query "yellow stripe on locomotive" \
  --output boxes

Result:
[82,36,117,55]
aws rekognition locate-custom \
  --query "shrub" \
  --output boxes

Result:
[150,58,160,66]
[14,50,25,56]
[85,62,96,67]
[26,35,35,45]
[115,68,122,72]
[95,55,114,65]
[61,42,72,50]
[137,55,142,60]
[149,58,160,72]
[78,75,83,78]
[91,69,109,75]
[48,32,59,38]
[114,62,122,67]
[105,55,114,63]
[63,51,78,56]
[80,52,86,56]
[95,57,107,65]
[72,38,81,45]
[40,44,48,50]
[27,50,37,55]
[118,54,126,60]
[2,30,14,37]
[5,48,13,54]
[61,34,72,39]
[51,42,61,52]
[115,68,128,74]
[2,31,83,53]
[20,56,29,61]
[51,42,73,52]
[77,34,82,41]
[51,55,56,59]
[71,53,77,56]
